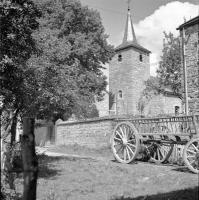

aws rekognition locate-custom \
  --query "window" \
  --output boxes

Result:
[175,106,180,116]
[118,90,123,99]
[118,54,122,62]
[139,54,143,62]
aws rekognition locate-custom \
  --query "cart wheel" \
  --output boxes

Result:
[183,137,199,174]
[111,121,140,163]
[149,139,174,164]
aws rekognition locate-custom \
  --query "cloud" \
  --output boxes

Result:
[134,1,198,76]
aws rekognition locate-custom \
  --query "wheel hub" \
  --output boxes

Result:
[122,138,128,146]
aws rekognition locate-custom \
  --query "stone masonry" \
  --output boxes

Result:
[177,16,199,114]
[55,117,117,148]
[109,48,150,115]
[109,7,150,116]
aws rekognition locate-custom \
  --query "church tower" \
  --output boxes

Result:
[109,5,151,115]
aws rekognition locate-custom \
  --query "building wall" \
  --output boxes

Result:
[109,47,150,115]
[181,22,199,113]
[55,117,117,149]
[144,94,182,116]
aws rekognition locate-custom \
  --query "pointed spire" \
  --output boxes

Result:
[122,4,137,44]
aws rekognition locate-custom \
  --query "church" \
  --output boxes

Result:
[96,5,182,117]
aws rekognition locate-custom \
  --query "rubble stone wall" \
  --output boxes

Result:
[182,23,199,113]
[55,117,117,148]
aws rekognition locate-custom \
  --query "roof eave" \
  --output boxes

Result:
[115,44,151,54]
[177,15,199,30]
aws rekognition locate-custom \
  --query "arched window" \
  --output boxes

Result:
[118,54,122,62]
[175,106,180,116]
[118,90,123,99]
[139,54,143,62]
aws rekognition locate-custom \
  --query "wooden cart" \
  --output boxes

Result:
[111,115,199,174]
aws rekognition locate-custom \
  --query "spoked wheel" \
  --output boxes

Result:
[149,142,174,164]
[111,121,140,163]
[147,135,174,164]
[183,137,199,174]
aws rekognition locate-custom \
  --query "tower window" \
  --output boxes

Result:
[139,54,143,62]
[118,90,123,99]
[175,106,180,116]
[118,54,122,62]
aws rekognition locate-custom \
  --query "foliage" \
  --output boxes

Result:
[28,0,114,120]
[0,0,42,147]
[157,32,182,95]
[138,32,182,115]
[0,0,41,113]
[138,77,161,115]
[1,0,114,125]
[1,142,22,200]
[1,1,113,199]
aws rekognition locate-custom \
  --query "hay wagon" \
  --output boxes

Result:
[111,115,199,174]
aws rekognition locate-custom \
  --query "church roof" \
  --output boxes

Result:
[115,7,151,54]
[115,41,151,53]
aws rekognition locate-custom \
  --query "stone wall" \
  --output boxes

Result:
[181,22,199,113]
[109,47,150,115]
[55,116,186,164]
[144,94,182,116]
[55,117,117,148]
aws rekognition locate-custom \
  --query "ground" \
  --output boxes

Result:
[16,145,198,200]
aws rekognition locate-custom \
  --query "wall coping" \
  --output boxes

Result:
[56,115,129,126]
[56,114,199,126]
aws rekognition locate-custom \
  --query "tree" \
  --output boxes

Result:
[1,1,41,199]
[0,0,41,143]
[1,0,113,199]
[29,0,114,120]
[138,77,161,116]
[157,32,182,95]
[138,32,182,116]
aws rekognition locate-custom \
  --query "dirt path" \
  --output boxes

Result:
[34,146,199,200]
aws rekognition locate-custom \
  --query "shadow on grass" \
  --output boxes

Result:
[171,166,194,174]
[38,154,88,179]
[38,155,64,179]
[112,187,198,200]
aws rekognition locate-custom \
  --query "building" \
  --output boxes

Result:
[177,16,199,114]
[109,6,151,115]
[143,90,182,116]
[107,6,182,117]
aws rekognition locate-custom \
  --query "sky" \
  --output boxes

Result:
[80,0,199,76]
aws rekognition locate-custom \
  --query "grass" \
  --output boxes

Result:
[12,144,199,200]
[35,145,198,200]
[46,144,113,159]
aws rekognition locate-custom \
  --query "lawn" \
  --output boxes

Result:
[22,145,199,200]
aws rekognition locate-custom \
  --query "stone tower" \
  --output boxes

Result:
[109,6,151,115]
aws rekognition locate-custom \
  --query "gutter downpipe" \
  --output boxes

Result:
[182,27,189,115]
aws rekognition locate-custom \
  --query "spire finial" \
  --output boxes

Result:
[122,0,137,44]
[127,0,132,11]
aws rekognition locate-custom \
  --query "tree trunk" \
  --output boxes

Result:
[10,111,18,146]
[21,118,38,200]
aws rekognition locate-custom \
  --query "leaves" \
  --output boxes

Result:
[29,0,114,120]
[1,0,114,122]
[157,32,182,95]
